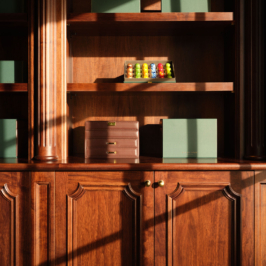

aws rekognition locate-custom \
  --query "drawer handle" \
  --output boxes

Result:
[158,180,165,187]
[106,151,116,154]
[106,142,116,145]
[108,122,116,126]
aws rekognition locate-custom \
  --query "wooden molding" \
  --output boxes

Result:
[0,184,18,266]
[34,0,58,161]
[33,181,55,266]
[245,0,265,160]
[167,183,241,266]
[67,182,142,266]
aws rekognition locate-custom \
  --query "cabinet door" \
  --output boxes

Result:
[255,171,266,266]
[55,171,154,266]
[0,172,30,266]
[155,171,254,266]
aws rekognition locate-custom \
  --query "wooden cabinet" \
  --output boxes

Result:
[154,171,255,266]
[54,171,154,266]
[0,172,31,265]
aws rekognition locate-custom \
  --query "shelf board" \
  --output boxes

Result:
[67,82,233,92]
[67,12,234,36]
[0,83,27,92]
[68,12,233,22]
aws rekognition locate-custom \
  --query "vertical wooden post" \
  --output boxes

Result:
[34,0,67,161]
[245,0,265,160]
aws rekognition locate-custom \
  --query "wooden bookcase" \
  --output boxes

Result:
[0,1,266,265]
[0,0,263,163]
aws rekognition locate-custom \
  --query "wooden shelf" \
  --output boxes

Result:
[67,12,234,36]
[67,82,234,92]
[0,83,28,92]
[68,12,233,22]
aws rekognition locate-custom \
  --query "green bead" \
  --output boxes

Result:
[135,69,141,74]
[166,63,171,68]
[135,74,141,78]
[167,75,173,78]
[135,63,140,69]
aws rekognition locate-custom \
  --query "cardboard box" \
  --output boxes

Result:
[163,119,217,158]
[162,0,211,12]
[0,61,27,83]
[91,0,140,13]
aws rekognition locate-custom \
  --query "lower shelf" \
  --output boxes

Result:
[0,83,27,92]
[67,82,234,92]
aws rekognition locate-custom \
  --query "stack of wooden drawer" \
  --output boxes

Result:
[85,121,139,158]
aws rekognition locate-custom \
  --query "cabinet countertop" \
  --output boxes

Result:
[0,156,266,171]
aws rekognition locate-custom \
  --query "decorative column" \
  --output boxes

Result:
[245,0,266,160]
[34,0,58,161]
[34,0,67,161]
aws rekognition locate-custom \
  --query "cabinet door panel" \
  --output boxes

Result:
[56,171,154,266]
[155,171,254,266]
[31,172,56,266]
[255,171,266,266]
[0,172,30,266]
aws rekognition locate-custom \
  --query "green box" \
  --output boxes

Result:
[0,119,17,158]
[0,61,27,83]
[162,0,211,12]
[0,0,25,13]
[163,119,217,158]
[91,0,140,13]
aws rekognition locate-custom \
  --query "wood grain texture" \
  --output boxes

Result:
[34,0,58,161]
[67,82,234,92]
[55,171,154,266]
[0,172,30,266]
[0,184,18,266]
[70,35,225,83]
[28,0,35,159]
[255,171,266,266]
[31,172,55,266]
[154,171,254,266]
[56,0,68,160]
[244,0,266,160]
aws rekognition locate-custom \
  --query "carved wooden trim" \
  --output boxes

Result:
[167,183,241,266]
[0,184,18,266]
[67,183,142,266]
[255,180,266,266]
[34,0,58,161]
[34,181,55,266]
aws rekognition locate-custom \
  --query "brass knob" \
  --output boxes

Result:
[158,180,164,187]
[145,180,151,187]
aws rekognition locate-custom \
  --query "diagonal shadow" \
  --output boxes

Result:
[37,172,256,266]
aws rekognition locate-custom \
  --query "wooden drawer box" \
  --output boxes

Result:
[85,121,139,158]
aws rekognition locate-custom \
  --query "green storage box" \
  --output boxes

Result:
[162,0,210,12]
[91,0,140,13]
[163,119,217,158]
[0,61,27,83]
[0,0,25,13]
[0,119,17,158]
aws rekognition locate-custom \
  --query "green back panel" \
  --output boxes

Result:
[0,119,17,158]
[162,0,211,12]
[163,119,217,158]
[0,61,26,83]
[0,0,25,13]
[91,0,140,13]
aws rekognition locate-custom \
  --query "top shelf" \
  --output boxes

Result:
[67,12,234,36]
[68,12,233,22]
